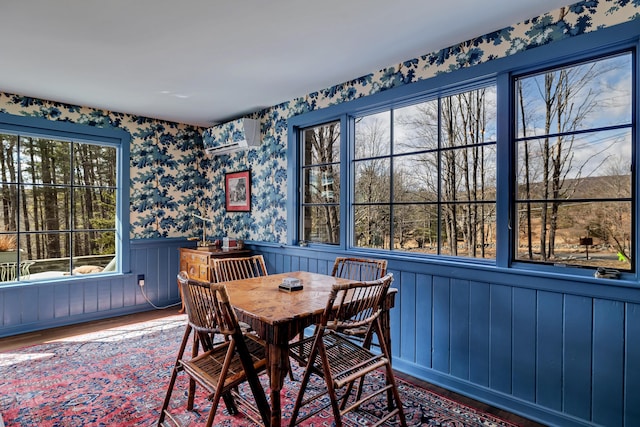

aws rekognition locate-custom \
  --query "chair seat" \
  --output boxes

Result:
[182,334,267,394]
[291,332,390,388]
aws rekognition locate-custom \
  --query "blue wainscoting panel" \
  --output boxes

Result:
[469,281,490,387]
[20,286,39,324]
[512,287,536,402]
[536,291,563,411]
[563,294,593,421]
[398,270,417,363]
[489,284,512,394]
[432,275,451,373]
[626,303,640,427]
[250,243,640,426]
[37,285,55,322]
[592,299,624,426]
[0,238,185,338]
[450,278,470,380]
[415,273,432,367]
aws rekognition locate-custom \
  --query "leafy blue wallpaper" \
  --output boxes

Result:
[0,0,637,242]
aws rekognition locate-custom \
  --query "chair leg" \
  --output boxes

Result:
[158,325,192,425]
[384,361,407,426]
[187,333,200,410]
[290,356,315,425]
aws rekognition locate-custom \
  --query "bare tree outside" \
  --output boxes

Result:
[353,86,497,258]
[301,122,341,244]
[515,52,632,269]
[354,113,390,249]
[0,134,116,279]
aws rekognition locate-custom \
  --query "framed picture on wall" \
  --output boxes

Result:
[225,170,251,212]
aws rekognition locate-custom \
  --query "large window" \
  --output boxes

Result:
[293,45,636,275]
[514,52,633,271]
[300,121,341,244]
[0,120,124,282]
[354,86,497,257]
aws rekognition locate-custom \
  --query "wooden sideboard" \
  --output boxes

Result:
[178,246,252,312]
[179,246,251,282]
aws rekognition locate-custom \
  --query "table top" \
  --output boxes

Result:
[222,271,352,327]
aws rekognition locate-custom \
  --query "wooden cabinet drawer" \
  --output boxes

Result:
[187,252,208,265]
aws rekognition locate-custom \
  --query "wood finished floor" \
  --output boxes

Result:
[0,308,546,427]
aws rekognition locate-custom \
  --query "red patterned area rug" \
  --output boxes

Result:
[0,314,518,426]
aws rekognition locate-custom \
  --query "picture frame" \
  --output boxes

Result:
[225,170,251,212]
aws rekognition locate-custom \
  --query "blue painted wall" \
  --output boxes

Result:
[253,242,640,427]
[0,239,185,337]
[0,1,639,426]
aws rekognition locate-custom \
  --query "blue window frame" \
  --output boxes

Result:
[511,51,634,273]
[0,113,130,282]
[288,25,638,278]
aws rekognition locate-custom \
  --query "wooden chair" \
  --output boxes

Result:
[210,253,295,380]
[289,273,407,427]
[330,257,388,348]
[211,254,268,282]
[158,275,271,427]
[331,256,387,282]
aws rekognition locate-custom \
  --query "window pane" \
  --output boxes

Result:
[0,183,18,232]
[73,144,117,187]
[515,201,631,270]
[72,231,115,261]
[73,188,117,229]
[442,88,497,147]
[303,122,340,165]
[350,84,497,259]
[19,186,71,231]
[394,100,438,154]
[394,204,428,251]
[354,159,390,203]
[393,154,438,202]
[355,112,390,158]
[0,134,19,183]
[354,205,390,249]
[0,234,19,263]
[19,232,68,275]
[516,129,631,200]
[302,205,340,244]
[303,166,340,204]
[516,53,632,138]
[440,203,496,258]
[440,146,497,202]
[392,204,438,253]
[20,137,71,185]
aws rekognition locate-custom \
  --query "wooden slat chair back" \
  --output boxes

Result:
[159,277,271,427]
[211,255,268,282]
[331,257,387,282]
[289,273,407,427]
[329,256,389,348]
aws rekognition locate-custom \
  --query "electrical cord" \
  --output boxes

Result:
[138,282,183,310]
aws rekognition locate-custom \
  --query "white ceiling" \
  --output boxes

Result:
[1,0,571,128]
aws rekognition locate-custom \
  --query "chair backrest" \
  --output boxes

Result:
[211,255,268,282]
[324,273,394,333]
[179,272,220,335]
[331,257,387,282]
[206,283,243,336]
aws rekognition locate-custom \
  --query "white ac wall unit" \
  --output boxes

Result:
[203,118,261,156]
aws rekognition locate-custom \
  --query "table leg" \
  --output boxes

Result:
[381,288,397,362]
[266,342,289,427]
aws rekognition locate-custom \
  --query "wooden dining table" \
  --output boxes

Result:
[220,270,397,427]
